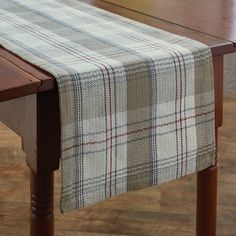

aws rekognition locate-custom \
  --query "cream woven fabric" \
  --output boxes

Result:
[0,0,215,212]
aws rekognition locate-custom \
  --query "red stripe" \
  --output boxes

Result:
[63,110,213,151]
[107,69,113,198]
[176,55,184,177]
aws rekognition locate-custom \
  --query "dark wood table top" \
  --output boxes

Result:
[0,0,236,102]
[0,48,54,102]
[100,0,236,44]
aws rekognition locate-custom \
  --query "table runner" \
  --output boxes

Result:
[0,0,215,212]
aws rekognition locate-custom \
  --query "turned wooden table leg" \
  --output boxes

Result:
[196,165,217,236]
[30,171,54,236]
[0,91,61,235]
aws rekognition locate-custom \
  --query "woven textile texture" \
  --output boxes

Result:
[0,0,215,212]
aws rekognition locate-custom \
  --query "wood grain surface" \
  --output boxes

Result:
[0,97,235,235]
[0,55,40,102]
[99,0,236,43]
[0,47,55,102]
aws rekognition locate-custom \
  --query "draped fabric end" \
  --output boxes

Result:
[0,0,215,213]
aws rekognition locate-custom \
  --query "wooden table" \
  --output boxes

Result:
[0,0,235,235]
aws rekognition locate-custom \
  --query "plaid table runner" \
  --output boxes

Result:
[0,0,215,212]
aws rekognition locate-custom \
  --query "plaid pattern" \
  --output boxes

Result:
[0,0,215,212]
